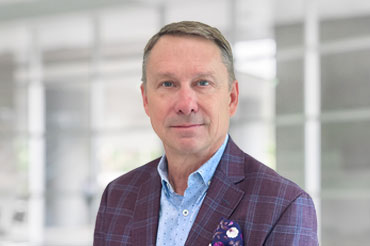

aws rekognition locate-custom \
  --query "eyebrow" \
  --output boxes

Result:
[154,72,177,79]
[193,72,217,80]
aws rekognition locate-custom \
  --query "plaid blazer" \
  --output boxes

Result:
[94,137,318,245]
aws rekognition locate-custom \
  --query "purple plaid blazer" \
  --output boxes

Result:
[94,137,318,245]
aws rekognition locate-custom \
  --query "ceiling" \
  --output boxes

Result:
[0,0,369,47]
[1,0,370,23]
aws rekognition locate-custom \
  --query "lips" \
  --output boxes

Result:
[166,115,207,129]
[171,124,204,128]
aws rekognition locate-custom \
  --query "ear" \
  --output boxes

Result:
[140,83,150,117]
[228,80,239,116]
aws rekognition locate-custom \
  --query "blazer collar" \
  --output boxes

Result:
[130,137,246,245]
[185,137,246,245]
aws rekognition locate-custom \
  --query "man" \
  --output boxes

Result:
[94,21,318,245]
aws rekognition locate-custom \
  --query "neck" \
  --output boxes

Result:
[166,153,206,195]
[164,136,227,195]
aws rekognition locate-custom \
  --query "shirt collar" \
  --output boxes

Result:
[157,135,229,193]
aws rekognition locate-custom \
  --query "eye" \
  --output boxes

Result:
[161,81,174,87]
[197,80,209,86]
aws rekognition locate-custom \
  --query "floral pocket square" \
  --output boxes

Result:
[210,218,244,246]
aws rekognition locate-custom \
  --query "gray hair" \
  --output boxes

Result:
[141,21,236,87]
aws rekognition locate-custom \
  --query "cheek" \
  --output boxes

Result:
[147,99,169,121]
[202,98,227,120]
[215,98,232,122]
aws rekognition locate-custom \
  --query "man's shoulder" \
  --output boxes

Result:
[105,157,161,192]
[228,146,318,244]
[224,138,307,202]
[243,153,306,200]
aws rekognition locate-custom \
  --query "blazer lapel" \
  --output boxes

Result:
[130,168,162,246]
[185,138,246,245]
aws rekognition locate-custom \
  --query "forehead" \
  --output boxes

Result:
[146,35,226,77]
[151,35,220,58]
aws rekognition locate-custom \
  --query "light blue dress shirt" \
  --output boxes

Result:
[156,135,229,246]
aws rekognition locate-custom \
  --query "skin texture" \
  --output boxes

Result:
[141,35,239,195]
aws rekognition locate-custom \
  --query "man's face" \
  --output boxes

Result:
[141,35,238,157]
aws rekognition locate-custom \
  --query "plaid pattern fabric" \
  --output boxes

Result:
[93,137,318,245]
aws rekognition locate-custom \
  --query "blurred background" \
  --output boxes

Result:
[0,0,369,245]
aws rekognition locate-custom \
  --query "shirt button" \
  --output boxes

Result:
[182,209,189,217]
[208,181,211,186]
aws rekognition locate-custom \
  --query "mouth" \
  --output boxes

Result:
[170,124,204,129]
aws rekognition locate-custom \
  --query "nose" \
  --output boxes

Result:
[174,86,198,115]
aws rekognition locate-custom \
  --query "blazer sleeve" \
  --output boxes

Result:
[93,186,108,246]
[264,192,319,246]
